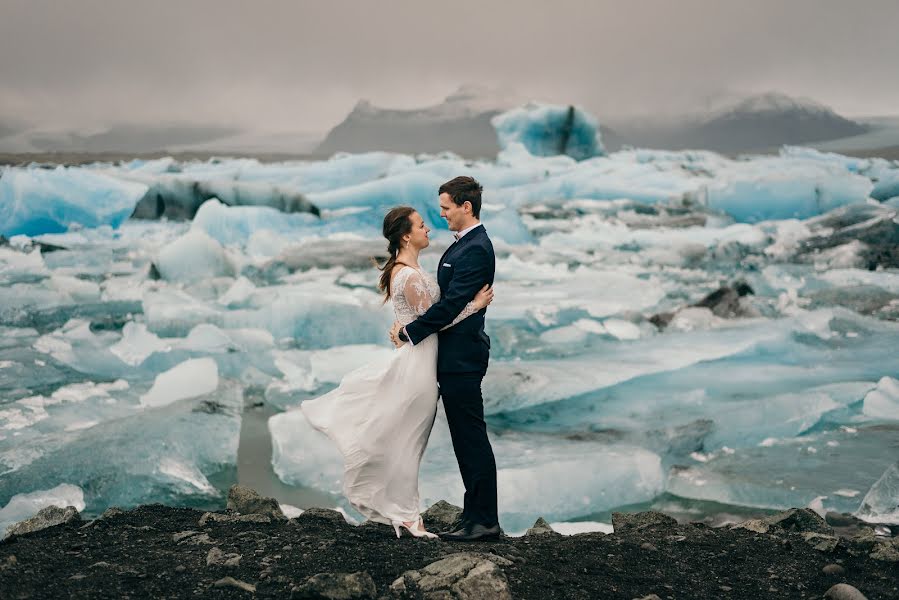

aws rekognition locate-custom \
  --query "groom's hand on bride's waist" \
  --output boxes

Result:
[388,321,406,348]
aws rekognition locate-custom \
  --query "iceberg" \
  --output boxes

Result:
[700,158,873,222]
[307,171,446,230]
[0,166,148,237]
[857,461,899,524]
[126,174,319,220]
[191,199,317,247]
[871,170,899,202]
[233,152,416,193]
[492,102,604,160]
[862,376,899,420]
[154,229,237,282]
[139,358,219,409]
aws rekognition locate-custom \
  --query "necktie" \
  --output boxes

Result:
[453,232,461,241]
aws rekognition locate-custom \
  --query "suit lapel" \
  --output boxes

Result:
[437,226,485,291]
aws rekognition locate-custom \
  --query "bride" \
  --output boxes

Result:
[300,206,493,539]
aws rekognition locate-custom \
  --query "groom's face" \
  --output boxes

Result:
[439,192,469,231]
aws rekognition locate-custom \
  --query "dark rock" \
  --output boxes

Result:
[803,532,840,552]
[199,511,271,526]
[226,484,286,520]
[525,517,559,537]
[611,511,677,532]
[850,528,878,549]
[421,499,463,532]
[633,595,663,600]
[172,530,201,543]
[5,505,81,538]
[213,576,256,593]
[291,571,376,599]
[206,547,242,568]
[640,542,658,551]
[648,311,675,329]
[148,262,161,280]
[99,506,125,520]
[392,553,512,600]
[824,583,868,600]
[767,508,834,534]
[869,539,899,562]
[295,507,348,526]
[691,281,755,317]
[822,563,846,576]
[650,281,756,329]
[825,511,862,527]
[0,555,17,571]
[179,532,214,545]
[355,520,393,535]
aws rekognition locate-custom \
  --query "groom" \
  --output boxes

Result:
[391,176,500,541]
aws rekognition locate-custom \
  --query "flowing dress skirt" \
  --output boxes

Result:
[300,336,438,524]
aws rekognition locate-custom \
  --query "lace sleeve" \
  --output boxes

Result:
[402,270,434,316]
[440,301,479,330]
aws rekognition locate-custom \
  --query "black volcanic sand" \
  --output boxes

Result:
[2,504,897,599]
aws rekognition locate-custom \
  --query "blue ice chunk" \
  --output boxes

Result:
[779,146,874,174]
[871,170,899,202]
[491,102,605,160]
[480,204,533,244]
[192,199,317,246]
[857,460,899,524]
[703,159,873,223]
[243,152,417,193]
[308,171,447,229]
[155,229,237,282]
[0,383,243,515]
[0,166,148,237]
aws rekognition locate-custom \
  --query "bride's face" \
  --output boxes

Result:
[406,211,431,250]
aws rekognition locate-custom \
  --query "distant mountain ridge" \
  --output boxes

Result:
[0,90,876,157]
[315,85,517,158]
[319,89,871,157]
[609,92,869,154]
[0,123,241,154]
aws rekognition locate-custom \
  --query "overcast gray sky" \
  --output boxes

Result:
[2,0,897,133]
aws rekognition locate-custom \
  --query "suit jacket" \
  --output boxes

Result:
[404,225,495,375]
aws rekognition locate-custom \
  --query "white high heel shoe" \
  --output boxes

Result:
[391,517,439,539]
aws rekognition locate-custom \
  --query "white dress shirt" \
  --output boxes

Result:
[453,222,482,241]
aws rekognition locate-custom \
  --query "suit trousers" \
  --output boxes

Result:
[437,371,498,527]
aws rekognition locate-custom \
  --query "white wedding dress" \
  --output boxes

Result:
[300,265,479,525]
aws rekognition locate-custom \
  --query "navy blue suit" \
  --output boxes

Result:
[404,224,498,527]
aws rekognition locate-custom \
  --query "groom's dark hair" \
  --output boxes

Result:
[439,176,482,219]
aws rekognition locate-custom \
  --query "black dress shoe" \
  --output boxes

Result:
[439,522,502,542]
[438,517,470,536]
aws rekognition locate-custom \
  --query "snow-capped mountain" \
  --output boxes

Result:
[610,92,869,154]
